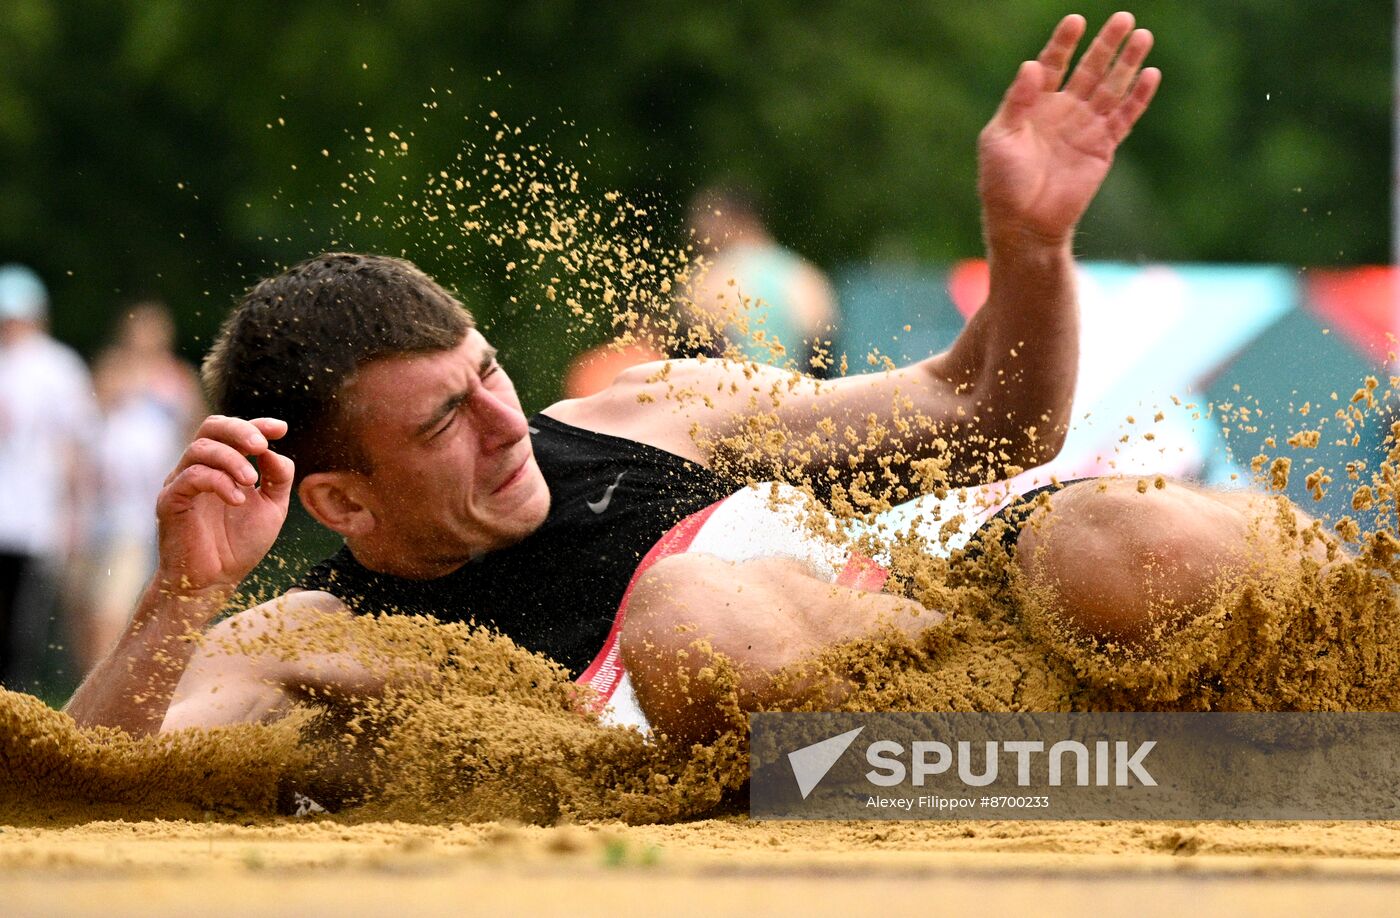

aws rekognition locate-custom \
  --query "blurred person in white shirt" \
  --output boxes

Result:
[0,264,97,693]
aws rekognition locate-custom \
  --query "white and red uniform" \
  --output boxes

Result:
[579,481,1018,731]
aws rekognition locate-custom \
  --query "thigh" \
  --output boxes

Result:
[1011,478,1256,642]
[619,551,932,742]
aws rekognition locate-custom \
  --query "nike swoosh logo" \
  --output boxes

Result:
[586,471,626,515]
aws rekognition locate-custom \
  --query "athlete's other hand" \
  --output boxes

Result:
[154,415,294,601]
[977,12,1160,248]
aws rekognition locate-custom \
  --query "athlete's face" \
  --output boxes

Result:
[345,330,550,563]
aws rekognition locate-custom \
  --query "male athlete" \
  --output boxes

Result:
[67,14,1277,746]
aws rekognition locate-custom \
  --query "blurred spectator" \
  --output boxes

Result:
[681,185,837,371]
[70,301,201,674]
[0,265,97,695]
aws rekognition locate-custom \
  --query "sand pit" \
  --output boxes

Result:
[6,489,1400,913]
[8,411,1400,911]
[7,819,1400,915]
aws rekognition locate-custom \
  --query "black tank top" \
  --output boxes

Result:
[297,414,741,675]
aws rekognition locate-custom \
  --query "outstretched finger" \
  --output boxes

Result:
[1034,14,1087,91]
[1107,68,1162,143]
[1091,28,1154,114]
[993,60,1047,130]
[1064,11,1135,100]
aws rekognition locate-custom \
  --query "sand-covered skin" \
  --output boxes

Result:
[6,459,1400,829]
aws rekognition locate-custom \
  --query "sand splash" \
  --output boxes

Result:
[0,687,312,824]
[9,103,1400,832]
[0,612,751,827]
[9,362,1400,829]
[7,448,1400,829]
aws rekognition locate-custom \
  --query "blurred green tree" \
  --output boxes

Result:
[0,0,1389,404]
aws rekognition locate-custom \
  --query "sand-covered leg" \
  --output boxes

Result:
[619,553,938,744]
[1013,478,1333,643]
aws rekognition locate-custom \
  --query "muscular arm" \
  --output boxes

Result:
[161,591,392,733]
[65,415,294,735]
[65,580,234,734]
[555,15,1159,493]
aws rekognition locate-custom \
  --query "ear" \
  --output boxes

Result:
[298,471,376,538]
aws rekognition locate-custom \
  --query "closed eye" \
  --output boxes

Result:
[430,412,457,439]
[421,352,503,440]
[425,393,467,440]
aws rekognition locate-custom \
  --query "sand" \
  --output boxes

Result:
[6,472,1399,913]
[8,467,1397,827]
[9,111,1400,912]
[6,400,1400,910]
[6,471,1400,912]
[7,819,1400,915]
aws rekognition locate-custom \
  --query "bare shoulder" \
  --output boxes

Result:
[543,356,849,467]
[543,357,750,463]
[205,589,349,642]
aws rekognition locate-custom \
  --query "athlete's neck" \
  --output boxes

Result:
[344,537,476,580]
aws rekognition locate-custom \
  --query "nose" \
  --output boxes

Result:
[470,386,528,451]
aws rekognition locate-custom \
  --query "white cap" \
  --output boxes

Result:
[0,264,48,321]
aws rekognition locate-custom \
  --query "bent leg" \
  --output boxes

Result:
[619,554,939,744]
[1013,478,1333,643]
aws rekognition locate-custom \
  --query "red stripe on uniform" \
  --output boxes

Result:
[835,552,890,593]
[575,496,730,705]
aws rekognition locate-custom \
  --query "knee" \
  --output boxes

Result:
[620,553,724,655]
[619,554,739,741]
[618,553,822,744]
[1013,479,1250,643]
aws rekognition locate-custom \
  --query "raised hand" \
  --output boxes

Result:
[154,415,294,601]
[978,12,1160,246]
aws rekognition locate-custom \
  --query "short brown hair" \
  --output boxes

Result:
[202,253,473,478]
